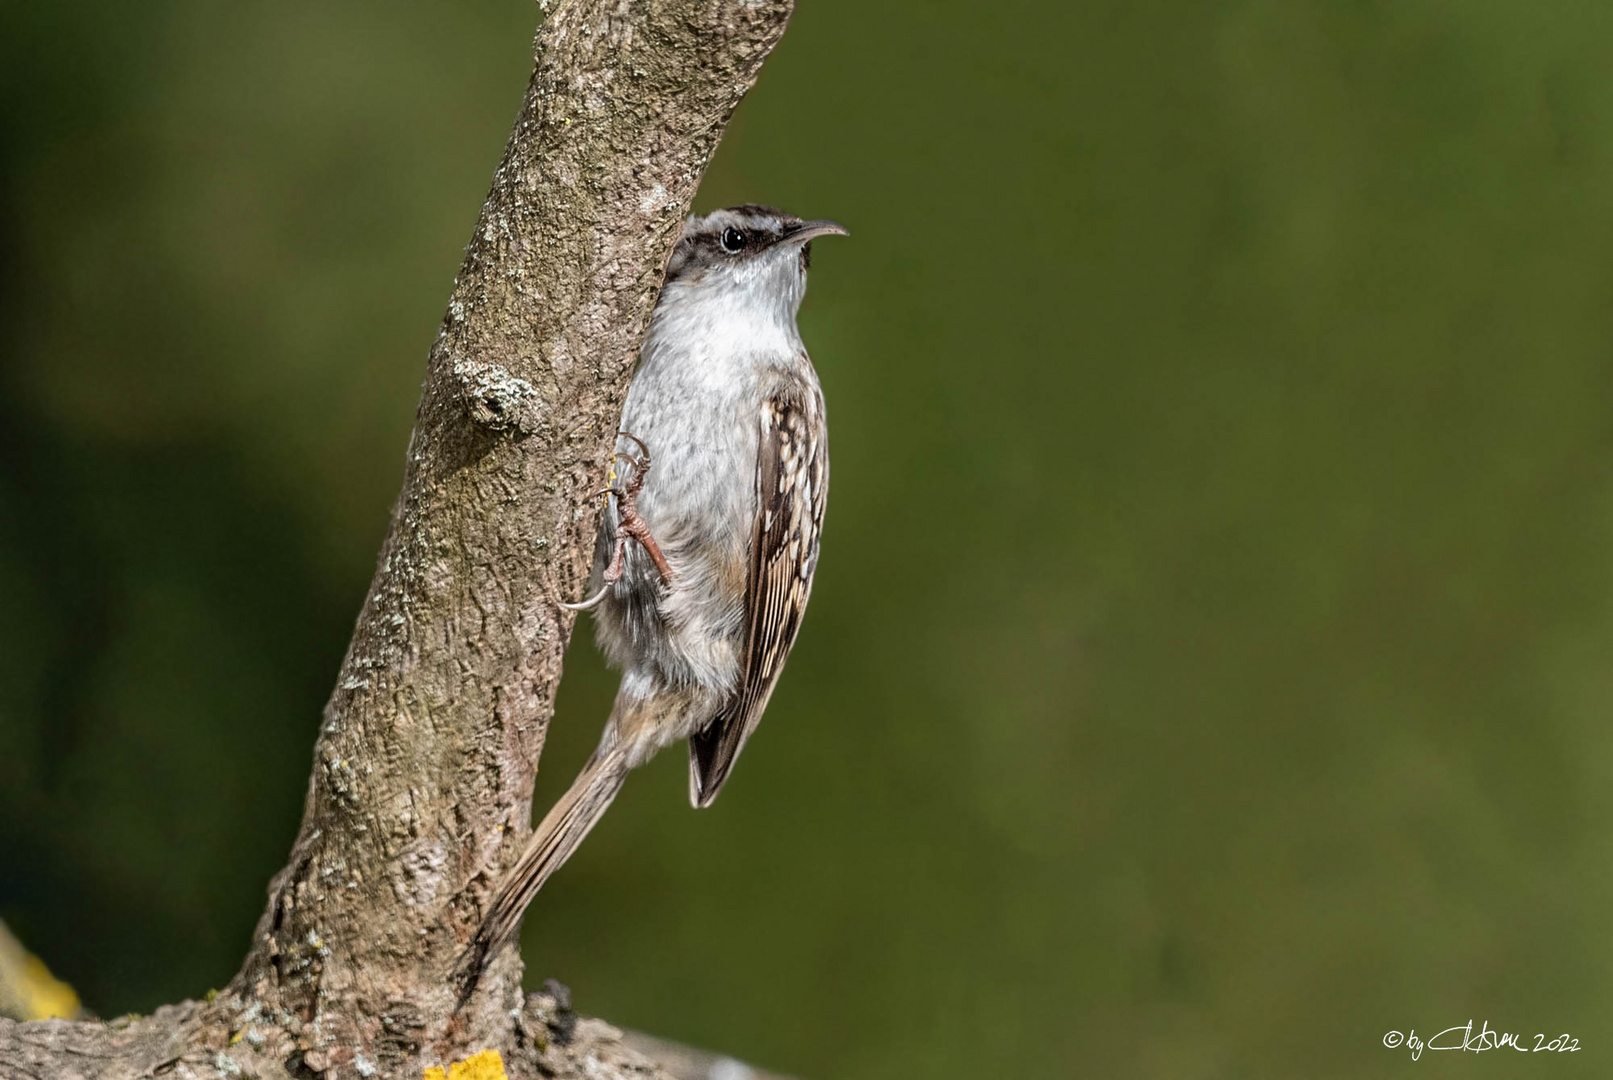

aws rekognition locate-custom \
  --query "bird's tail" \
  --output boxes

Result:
[455,745,629,1000]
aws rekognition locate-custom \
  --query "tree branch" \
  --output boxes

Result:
[0,1,794,1076]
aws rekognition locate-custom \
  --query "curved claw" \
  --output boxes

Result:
[560,583,611,611]
[609,452,643,480]
[616,431,651,459]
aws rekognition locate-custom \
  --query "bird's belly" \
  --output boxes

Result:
[603,378,757,692]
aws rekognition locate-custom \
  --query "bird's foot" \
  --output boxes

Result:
[560,433,674,612]
[612,431,653,498]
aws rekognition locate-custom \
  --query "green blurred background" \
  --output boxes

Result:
[4,1,1613,1076]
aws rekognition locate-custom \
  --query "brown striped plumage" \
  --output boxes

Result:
[690,387,829,805]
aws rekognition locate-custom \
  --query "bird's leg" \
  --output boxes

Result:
[560,433,674,611]
[611,432,675,585]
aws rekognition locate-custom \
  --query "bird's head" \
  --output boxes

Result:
[663,205,847,319]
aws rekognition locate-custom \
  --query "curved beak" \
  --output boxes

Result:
[784,219,850,244]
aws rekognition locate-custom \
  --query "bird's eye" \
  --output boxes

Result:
[720,227,747,253]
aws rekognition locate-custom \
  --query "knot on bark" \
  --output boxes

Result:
[453,356,545,435]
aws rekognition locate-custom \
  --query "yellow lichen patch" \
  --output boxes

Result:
[0,919,82,1021]
[17,955,82,1020]
[422,1048,508,1080]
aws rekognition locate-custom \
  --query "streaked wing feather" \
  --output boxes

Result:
[689,386,828,806]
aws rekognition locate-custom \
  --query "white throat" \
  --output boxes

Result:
[653,249,807,364]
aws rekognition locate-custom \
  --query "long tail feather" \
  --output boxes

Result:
[455,748,629,1001]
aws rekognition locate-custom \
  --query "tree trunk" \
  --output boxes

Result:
[0,1,794,1076]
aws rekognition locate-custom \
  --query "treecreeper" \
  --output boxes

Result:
[458,205,847,993]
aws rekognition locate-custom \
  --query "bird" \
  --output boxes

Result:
[457,205,846,991]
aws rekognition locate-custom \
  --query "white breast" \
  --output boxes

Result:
[601,278,803,693]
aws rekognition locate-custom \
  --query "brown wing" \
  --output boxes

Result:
[689,386,828,807]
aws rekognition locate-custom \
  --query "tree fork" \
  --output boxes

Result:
[0,0,794,1076]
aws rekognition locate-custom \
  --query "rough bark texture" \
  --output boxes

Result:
[0,1,794,1076]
